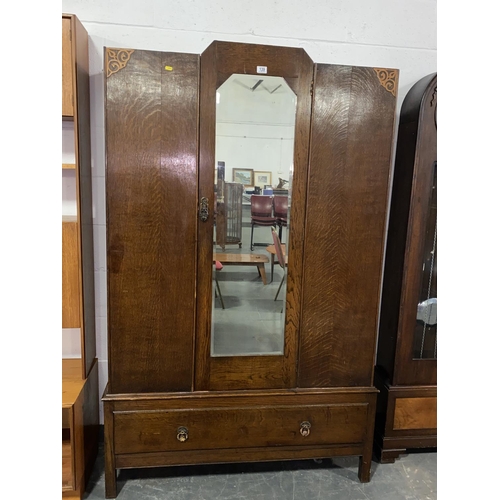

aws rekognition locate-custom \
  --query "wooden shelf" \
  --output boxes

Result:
[62,359,85,408]
[63,163,76,170]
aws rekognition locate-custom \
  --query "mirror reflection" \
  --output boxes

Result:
[211,74,297,357]
[413,163,437,360]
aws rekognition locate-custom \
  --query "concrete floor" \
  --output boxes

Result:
[84,442,437,499]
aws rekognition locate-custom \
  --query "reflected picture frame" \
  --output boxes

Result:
[254,171,272,188]
[232,168,254,187]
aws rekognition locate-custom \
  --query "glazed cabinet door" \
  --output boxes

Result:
[105,48,200,394]
[392,75,437,386]
[376,74,437,387]
[298,64,398,388]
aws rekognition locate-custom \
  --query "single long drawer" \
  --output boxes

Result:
[114,403,369,454]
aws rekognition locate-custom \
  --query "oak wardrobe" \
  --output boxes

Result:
[103,41,399,498]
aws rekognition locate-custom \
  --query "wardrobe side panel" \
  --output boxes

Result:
[299,64,398,387]
[105,49,199,393]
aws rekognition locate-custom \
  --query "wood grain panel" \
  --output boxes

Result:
[214,41,305,78]
[393,397,437,430]
[62,17,74,117]
[62,221,80,328]
[299,64,398,388]
[106,48,199,394]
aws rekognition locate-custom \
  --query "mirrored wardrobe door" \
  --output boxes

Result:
[211,74,296,358]
[195,41,314,391]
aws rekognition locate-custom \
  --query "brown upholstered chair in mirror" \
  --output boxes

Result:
[273,195,288,240]
[250,195,276,250]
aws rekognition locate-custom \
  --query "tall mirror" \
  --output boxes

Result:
[211,74,297,357]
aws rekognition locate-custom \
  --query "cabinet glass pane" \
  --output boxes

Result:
[211,74,296,357]
[413,162,437,359]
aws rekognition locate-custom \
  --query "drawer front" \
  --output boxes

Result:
[393,397,437,431]
[114,403,368,454]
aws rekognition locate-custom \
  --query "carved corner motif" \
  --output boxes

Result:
[374,68,398,97]
[106,49,135,78]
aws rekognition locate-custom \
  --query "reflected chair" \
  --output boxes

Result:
[214,260,225,309]
[273,195,288,240]
[271,227,287,303]
[250,195,276,250]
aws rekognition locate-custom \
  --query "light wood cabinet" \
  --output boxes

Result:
[61,13,98,500]
[62,218,80,328]
[103,41,399,498]
[62,17,74,117]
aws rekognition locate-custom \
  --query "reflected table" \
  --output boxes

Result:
[214,253,269,285]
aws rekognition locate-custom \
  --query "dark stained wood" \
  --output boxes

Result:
[359,390,377,482]
[380,378,437,438]
[104,388,376,489]
[373,368,437,461]
[194,41,217,390]
[377,74,437,387]
[105,48,199,393]
[82,359,100,487]
[115,444,364,469]
[195,40,314,391]
[377,435,437,464]
[114,403,368,454]
[103,388,376,464]
[103,386,378,407]
[104,391,117,499]
[72,14,96,378]
[104,40,400,496]
[299,64,398,388]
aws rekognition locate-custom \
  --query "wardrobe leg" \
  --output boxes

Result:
[104,403,117,498]
[358,397,376,483]
[358,454,372,483]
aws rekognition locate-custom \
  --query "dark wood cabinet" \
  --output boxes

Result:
[374,73,437,463]
[103,41,399,498]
